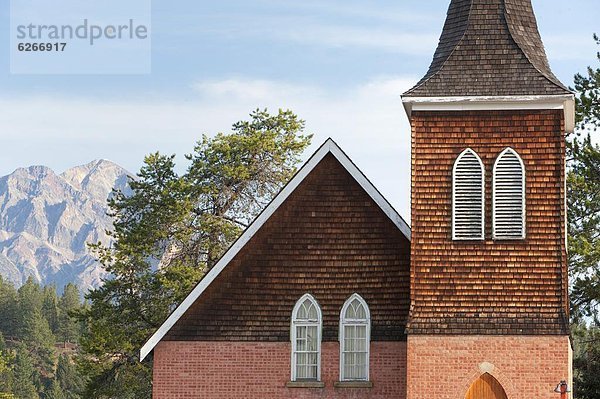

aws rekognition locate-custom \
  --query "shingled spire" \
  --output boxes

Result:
[403,0,571,97]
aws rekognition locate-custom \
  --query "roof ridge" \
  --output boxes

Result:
[139,139,411,360]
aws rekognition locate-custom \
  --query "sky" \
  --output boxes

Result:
[0,0,598,221]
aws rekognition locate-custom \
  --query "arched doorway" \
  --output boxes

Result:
[465,373,508,399]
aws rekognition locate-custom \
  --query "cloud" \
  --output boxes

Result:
[192,79,323,103]
[0,76,417,221]
[172,9,439,56]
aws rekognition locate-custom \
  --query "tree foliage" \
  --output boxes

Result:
[12,346,38,399]
[569,35,600,399]
[570,34,600,321]
[0,276,84,398]
[573,324,600,399]
[574,34,600,131]
[79,109,312,398]
[57,284,82,344]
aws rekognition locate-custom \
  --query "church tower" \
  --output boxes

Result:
[402,1,574,398]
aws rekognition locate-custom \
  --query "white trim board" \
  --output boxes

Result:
[402,94,576,134]
[139,138,411,361]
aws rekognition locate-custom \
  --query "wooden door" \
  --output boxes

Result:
[465,373,508,399]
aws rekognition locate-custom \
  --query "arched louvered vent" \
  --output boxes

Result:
[453,149,485,240]
[493,148,525,239]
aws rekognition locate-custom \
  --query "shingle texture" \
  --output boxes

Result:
[164,154,411,342]
[404,0,570,97]
[409,110,569,335]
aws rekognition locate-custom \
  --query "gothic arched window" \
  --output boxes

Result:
[493,148,526,239]
[291,294,322,381]
[339,294,370,381]
[453,148,485,240]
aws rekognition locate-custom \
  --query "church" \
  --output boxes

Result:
[140,1,575,398]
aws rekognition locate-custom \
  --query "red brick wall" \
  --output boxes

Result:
[409,110,568,334]
[153,341,407,399]
[406,335,572,399]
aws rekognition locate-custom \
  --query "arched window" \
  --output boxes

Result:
[339,294,370,381]
[453,148,485,240]
[493,148,525,239]
[291,294,322,381]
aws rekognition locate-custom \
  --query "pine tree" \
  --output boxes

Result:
[0,277,18,338]
[55,354,82,398]
[16,279,56,389]
[79,109,312,397]
[569,34,600,320]
[57,284,81,344]
[569,34,600,399]
[41,286,59,335]
[45,380,67,399]
[573,324,600,399]
[11,346,38,399]
[0,333,14,396]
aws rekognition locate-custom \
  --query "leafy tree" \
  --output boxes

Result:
[79,109,311,397]
[57,284,81,344]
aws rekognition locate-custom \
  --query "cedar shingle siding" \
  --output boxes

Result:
[404,0,570,97]
[408,110,568,335]
[164,154,411,342]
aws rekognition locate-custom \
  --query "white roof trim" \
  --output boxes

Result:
[139,138,411,361]
[402,94,575,134]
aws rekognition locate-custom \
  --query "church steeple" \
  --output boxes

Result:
[403,2,573,397]
[404,0,571,97]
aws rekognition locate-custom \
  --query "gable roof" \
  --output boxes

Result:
[140,138,410,360]
[403,0,571,97]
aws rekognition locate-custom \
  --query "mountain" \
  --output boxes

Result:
[0,160,132,292]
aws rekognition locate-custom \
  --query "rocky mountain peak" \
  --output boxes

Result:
[0,160,132,292]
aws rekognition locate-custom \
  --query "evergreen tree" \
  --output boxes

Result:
[56,355,82,399]
[16,279,56,388]
[0,280,84,398]
[41,286,59,335]
[57,284,81,344]
[0,277,18,338]
[0,333,14,396]
[45,380,66,399]
[12,346,38,399]
[573,324,600,399]
[79,109,311,397]
[574,34,600,131]
[569,35,600,398]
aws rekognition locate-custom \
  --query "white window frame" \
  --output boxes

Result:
[290,293,322,382]
[452,148,486,240]
[493,147,526,240]
[339,293,371,382]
